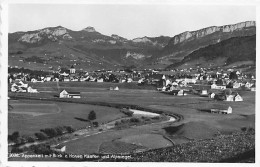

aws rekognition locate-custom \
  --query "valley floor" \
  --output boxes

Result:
[7,83,255,162]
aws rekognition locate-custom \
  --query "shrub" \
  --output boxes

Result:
[121,119,129,123]
[35,132,48,140]
[121,110,134,117]
[11,147,24,153]
[32,144,51,154]
[88,110,96,121]
[9,131,20,142]
[248,127,255,132]
[65,126,75,133]
[55,126,64,135]
[130,117,141,123]
[152,116,160,120]
[241,127,247,132]
[115,121,121,126]
[40,128,57,138]
[224,89,232,95]
[16,51,23,54]
[92,121,99,127]
[144,117,151,122]
[27,136,36,143]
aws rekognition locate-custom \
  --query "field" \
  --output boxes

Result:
[8,82,255,160]
[8,99,125,136]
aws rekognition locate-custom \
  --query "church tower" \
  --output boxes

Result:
[70,65,75,74]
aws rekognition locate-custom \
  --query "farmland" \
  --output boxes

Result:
[8,99,126,136]
[8,82,255,161]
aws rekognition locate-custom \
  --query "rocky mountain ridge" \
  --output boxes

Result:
[169,21,255,46]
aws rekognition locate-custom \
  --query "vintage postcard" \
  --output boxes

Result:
[0,0,259,166]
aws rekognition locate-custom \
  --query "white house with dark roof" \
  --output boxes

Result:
[211,106,232,114]
[225,93,243,102]
[51,145,66,152]
[209,92,215,99]
[27,86,38,93]
[211,83,226,90]
[60,90,81,98]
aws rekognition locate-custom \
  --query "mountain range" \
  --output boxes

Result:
[8,21,256,71]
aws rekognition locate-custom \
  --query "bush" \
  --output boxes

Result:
[41,128,58,138]
[224,89,232,95]
[65,126,75,133]
[144,117,151,122]
[130,117,141,123]
[11,147,24,153]
[248,127,255,132]
[241,127,247,132]
[55,126,64,135]
[35,132,48,140]
[115,121,121,126]
[88,110,96,121]
[16,51,23,54]
[152,116,160,120]
[121,110,134,117]
[27,136,36,143]
[92,121,99,127]
[31,144,51,154]
[121,119,129,123]
[8,131,20,142]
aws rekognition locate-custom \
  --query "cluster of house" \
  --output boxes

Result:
[155,73,254,102]
[208,92,243,102]
[10,81,38,93]
[8,65,255,88]
[8,65,140,83]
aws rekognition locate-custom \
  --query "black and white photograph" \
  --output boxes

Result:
[0,0,259,165]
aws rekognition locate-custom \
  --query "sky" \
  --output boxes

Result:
[8,4,256,39]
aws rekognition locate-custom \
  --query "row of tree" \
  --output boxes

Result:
[8,126,76,145]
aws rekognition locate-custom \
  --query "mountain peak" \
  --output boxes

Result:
[82,26,96,32]
[111,34,127,41]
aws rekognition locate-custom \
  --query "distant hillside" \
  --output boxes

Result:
[166,35,256,69]
[8,21,256,71]
[8,26,171,71]
[159,21,256,62]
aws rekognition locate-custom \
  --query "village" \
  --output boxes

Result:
[8,64,256,115]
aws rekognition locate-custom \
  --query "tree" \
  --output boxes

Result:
[8,131,20,142]
[229,71,238,80]
[11,147,24,153]
[224,89,232,95]
[65,126,75,133]
[35,132,48,140]
[31,144,51,154]
[40,128,57,138]
[216,79,223,85]
[92,121,99,127]
[55,126,64,136]
[12,131,20,140]
[88,110,96,121]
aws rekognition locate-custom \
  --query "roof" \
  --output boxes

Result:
[53,145,65,149]
[210,104,231,110]
[192,84,211,90]
[68,92,80,95]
